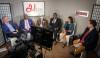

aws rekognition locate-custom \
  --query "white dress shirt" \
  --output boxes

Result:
[40,18,43,27]
[6,23,15,32]
[24,19,30,30]
[52,19,57,23]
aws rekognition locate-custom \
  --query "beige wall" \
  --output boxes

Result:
[0,0,95,34]
[97,0,100,4]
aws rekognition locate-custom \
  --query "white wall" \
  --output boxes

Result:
[97,0,100,4]
[0,0,95,34]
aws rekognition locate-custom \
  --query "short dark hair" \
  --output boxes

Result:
[89,20,97,27]
[53,13,57,16]
[68,16,74,23]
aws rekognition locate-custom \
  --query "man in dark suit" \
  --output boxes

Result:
[2,16,19,38]
[19,14,34,32]
[49,13,62,41]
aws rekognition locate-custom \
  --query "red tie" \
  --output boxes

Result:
[81,31,90,43]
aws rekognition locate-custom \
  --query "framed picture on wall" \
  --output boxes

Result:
[76,10,89,17]
[23,2,44,16]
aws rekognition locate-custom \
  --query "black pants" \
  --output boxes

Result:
[76,50,95,58]
[53,31,59,41]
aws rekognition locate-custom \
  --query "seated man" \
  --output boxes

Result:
[36,16,48,29]
[19,14,34,32]
[72,20,99,58]
[19,14,35,43]
[2,16,18,38]
[2,16,19,47]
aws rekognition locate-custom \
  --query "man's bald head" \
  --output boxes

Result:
[2,16,9,23]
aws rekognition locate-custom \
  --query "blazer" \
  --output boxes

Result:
[36,18,48,29]
[80,28,99,51]
[49,18,62,32]
[64,23,74,35]
[2,21,18,37]
[19,19,34,32]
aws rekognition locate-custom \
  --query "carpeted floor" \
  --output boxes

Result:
[0,42,97,58]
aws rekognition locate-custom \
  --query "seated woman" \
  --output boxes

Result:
[73,20,99,58]
[2,16,19,38]
[64,16,74,35]
[64,16,75,46]
[59,29,66,42]
[59,29,68,47]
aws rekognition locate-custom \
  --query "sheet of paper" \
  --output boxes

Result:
[0,48,7,53]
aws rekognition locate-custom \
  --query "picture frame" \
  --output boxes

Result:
[23,2,45,16]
